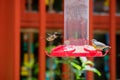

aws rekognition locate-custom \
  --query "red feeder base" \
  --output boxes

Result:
[46,45,108,57]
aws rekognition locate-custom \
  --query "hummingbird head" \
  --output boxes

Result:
[91,39,97,43]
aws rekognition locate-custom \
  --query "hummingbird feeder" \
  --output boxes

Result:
[46,0,109,57]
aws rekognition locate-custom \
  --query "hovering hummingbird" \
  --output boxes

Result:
[46,32,58,41]
[91,39,111,52]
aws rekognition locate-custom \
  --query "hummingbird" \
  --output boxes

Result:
[91,39,111,52]
[46,32,58,41]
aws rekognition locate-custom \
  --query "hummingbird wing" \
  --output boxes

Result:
[93,41,106,47]
[47,33,52,36]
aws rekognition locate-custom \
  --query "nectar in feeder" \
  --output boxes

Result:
[64,0,89,45]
